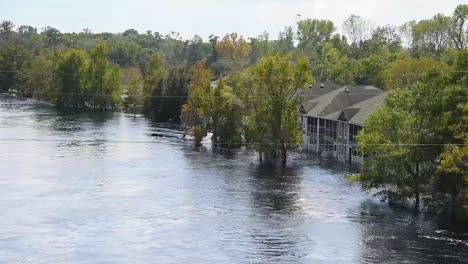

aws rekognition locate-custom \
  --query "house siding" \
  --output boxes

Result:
[300,85,386,165]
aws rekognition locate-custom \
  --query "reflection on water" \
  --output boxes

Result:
[0,95,467,263]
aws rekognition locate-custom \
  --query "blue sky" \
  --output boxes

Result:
[2,0,464,40]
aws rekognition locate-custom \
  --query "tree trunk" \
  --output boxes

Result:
[415,162,420,207]
[415,191,420,207]
[281,142,287,166]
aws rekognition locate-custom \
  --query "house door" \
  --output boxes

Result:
[348,147,352,163]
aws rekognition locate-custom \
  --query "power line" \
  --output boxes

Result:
[0,69,467,79]
[0,52,462,65]
[0,88,466,100]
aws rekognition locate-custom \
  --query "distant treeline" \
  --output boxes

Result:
[0,5,466,116]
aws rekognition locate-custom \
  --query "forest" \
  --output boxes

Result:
[0,5,467,220]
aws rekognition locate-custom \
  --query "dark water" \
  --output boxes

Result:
[1,96,467,264]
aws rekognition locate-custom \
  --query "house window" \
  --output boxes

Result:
[344,124,348,139]
[307,117,318,135]
[309,137,318,145]
[323,120,337,139]
[349,125,362,143]
[338,143,342,155]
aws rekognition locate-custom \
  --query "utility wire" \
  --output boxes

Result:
[0,53,462,65]
[0,70,466,79]
[0,88,466,99]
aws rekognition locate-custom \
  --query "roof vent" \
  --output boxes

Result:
[320,84,325,89]
[309,84,313,89]
[345,88,350,93]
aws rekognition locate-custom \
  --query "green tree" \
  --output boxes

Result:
[53,49,87,109]
[246,54,312,165]
[448,4,468,50]
[122,67,143,115]
[356,53,393,87]
[42,26,61,49]
[0,20,14,33]
[0,46,31,93]
[250,31,276,64]
[142,53,169,118]
[384,58,449,89]
[162,65,189,122]
[412,14,451,56]
[181,62,213,144]
[436,103,468,217]
[209,79,243,146]
[277,26,295,54]
[84,43,121,110]
[297,19,335,58]
[215,33,252,72]
[313,42,354,85]
[17,54,53,100]
[366,25,402,54]
[343,15,373,55]
[353,84,445,206]
[186,35,211,66]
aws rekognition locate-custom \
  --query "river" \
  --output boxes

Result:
[0,95,467,263]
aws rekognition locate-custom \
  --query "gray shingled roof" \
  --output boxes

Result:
[300,81,341,100]
[296,81,341,105]
[319,92,387,125]
[304,85,384,118]
[304,88,344,117]
[348,93,387,125]
[300,101,318,114]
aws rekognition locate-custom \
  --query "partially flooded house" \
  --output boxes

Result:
[299,83,387,164]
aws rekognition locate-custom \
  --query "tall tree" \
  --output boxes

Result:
[399,20,416,49]
[180,62,213,144]
[449,4,468,50]
[84,43,121,110]
[186,35,210,66]
[412,14,451,56]
[143,53,169,118]
[343,15,373,48]
[296,19,335,58]
[353,83,446,206]
[277,26,295,54]
[42,26,61,49]
[215,33,252,72]
[0,20,14,33]
[53,49,87,109]
[384,57,449,89]
[246,54,313,165]
[122,67,144,115]
[436,102,468,218]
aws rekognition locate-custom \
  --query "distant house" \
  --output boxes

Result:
[299,83,387,164]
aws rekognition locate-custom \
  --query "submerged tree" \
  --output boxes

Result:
[436,103,468,220]
[53,49,87,109]
[84,43,122,110]
[352,84,444,206]
[246,54,312,165]
[180,62,213,144]
[142,53,169,118]
[123,67,144,116]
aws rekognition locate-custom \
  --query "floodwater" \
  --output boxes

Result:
[1,95,467,264]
